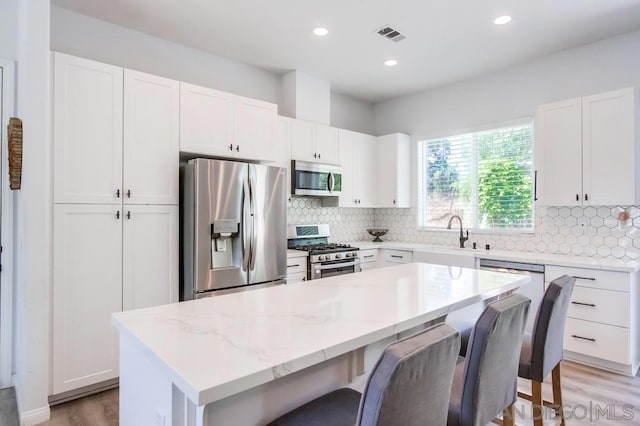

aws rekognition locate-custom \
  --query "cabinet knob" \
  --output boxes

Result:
[116,210,120,220]
[127,211,131,220]
[229,144,233,151]
[584,193,589,201]
[393,199,396,204]
[126,189,131,198]
[313,153,317,159]
[575,194,579,201]
[236,145,240,152]
[318,153,321,159]
[116,189,120,198]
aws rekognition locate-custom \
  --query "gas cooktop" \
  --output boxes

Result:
[293,243,358,255]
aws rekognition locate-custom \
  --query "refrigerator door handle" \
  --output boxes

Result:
[249,176,258,271]
[242,176,251,271]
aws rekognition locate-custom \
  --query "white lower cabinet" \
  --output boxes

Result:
[286,255,307,283]
[53,204,122,394]
[123,205,179,310]
[379,249,413,268]
[359,249,379,271]
[545,264,640,376]
[53,203,179,394]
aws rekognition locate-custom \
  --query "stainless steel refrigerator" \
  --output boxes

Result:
[183,158,287,299]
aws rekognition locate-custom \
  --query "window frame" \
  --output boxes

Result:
[416,118,536,234]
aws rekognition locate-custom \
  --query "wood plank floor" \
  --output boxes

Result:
[38,361,640,425]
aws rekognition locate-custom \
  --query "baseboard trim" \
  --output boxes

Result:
[20,405,51,426]
[564,350,638,377]
[49,378,119,406]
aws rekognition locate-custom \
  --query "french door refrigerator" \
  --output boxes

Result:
[183,158,287,299]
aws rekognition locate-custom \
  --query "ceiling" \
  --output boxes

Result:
[52,0,640,102]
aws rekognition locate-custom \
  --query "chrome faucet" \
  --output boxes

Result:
[447,215,469,248]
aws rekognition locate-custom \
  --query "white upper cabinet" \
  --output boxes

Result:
[53,52,123,204]
[124,70,179,205]
[536,88,639,206]
[180,82,278,162]
[290,120,340,165]
[234,95,277,162]
[179,82,235,157]
[52,204,122,394]
[275,116,293,204]
[123,205,179,311]
[338,129,376,207]
[535,98,583,206]
[582,88,639,205]
[377,133,411,208]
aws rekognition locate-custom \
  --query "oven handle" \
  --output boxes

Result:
[313,259,360,270]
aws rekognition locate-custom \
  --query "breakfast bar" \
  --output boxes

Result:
[111,263,529,426]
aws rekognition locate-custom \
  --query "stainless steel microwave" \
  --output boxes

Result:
[292,160,342,196]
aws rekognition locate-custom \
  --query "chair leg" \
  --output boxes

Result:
[502,404,515,426]
[552,363,566,426]
[532,380,544,426]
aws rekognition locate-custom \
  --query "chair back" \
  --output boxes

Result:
[530,274,575,381]
[460,294,530,426]
[357,323,461,426]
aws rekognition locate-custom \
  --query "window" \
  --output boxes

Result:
[418,122,534,231]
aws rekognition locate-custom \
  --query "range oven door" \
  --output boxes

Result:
[310,258,361,280]
[292,160,342,196]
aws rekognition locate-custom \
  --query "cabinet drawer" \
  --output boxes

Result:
[287,271,307,284]
[381,249,412,264]
[359,249,378,264]
[546,265,630,292]
[286,259,306,275]
[564,318,630,365]
[567,286,630,327]
[360,262,378,272]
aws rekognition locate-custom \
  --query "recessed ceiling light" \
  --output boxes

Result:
[313,27,329,36]
[384,59,398,67]
[494,15,512,25]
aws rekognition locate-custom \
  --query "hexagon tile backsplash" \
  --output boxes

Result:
[375,206,640,262]
[288,201,640,261]
[287,197,374,242]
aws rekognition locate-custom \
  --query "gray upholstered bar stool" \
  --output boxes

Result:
[267,323,461,426]
[447,294,531,426]
[517,275,575,426]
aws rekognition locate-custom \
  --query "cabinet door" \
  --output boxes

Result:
[53,53,123,204]
[338,129,355,207]
[179,82,235,157]
[276,117,293,205]
[123,205,178,311]
[535,98,583,206]
[124,70,179,205]
[377,134,411,208]
[315,124,340,164]
[354,134,377,207]
[234,96,277,162]
[52,204,122,394]
[290,120,316,162]
[582,88,637,205]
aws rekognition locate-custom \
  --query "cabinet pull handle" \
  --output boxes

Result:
[571,301,596,307]
[571,334,596,342]
[116,189,120,198]
[287,264,300,268]
[318,153,321,159]
[393,199,396,204]
[236,145,240,152]
[127,211,131,220]
[584,193,589,201]
[364,255,374,259]
[575,194,579,201]
[391,255,403,259]
[229,144,233,151]
[302,277,306,281]
[572,275,596,281]
[314,153,317,159]
[534,170,538,201]
[116,210,120,220]
[126,189,131,198]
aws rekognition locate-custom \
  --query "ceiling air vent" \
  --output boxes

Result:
[376,26,406,42]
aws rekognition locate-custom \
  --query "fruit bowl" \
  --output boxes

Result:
[367,228,389,242]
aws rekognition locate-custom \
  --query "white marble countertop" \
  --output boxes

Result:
[287,249,308,258]
[112,263,527,406]
[344,241,640,272]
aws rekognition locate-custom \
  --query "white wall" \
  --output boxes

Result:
[331,91,375,135]
[13,0,52,424]
[374,29,640,138]
[50,5,281,105]
[0,0,18,60]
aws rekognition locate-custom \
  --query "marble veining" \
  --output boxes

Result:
[112,263,528,405]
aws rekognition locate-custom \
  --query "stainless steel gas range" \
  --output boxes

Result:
[287,224,361,280]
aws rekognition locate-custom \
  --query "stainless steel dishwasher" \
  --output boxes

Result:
[479,258,545,333]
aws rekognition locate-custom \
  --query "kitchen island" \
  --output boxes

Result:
[112,262,529,426]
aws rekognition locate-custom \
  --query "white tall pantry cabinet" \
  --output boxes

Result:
[52,53,179,395]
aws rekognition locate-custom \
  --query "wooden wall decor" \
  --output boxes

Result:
[8,117,22,190]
